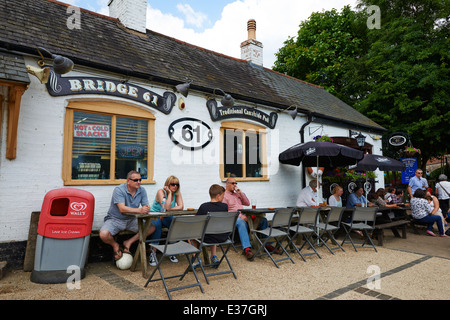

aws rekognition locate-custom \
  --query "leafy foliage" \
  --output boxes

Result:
[274,0,450,168]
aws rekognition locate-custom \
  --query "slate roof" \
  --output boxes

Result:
[0,52,30,84]
[0,0,385,132]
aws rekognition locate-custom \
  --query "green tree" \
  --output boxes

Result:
[274,0,450,169]
[345,0,450,168]
[273,6,368,99]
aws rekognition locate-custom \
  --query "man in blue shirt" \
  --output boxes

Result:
[100,170,153,261]
[346,186,375,208]
[407,169,428,199]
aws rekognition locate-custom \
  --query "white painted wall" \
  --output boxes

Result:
[0,61,383,242]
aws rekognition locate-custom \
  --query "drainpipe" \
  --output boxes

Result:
[299,112,313,188]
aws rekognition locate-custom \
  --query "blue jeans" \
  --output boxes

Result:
[149,216,174,244]
[417,215,444,235]
[235,217,269,250]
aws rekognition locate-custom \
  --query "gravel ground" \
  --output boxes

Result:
[1,229,449,301]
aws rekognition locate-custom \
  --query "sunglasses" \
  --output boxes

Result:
[170,183,179,187]
[228,182,238,185]
[416,172,423,174]
[130,178,142,182]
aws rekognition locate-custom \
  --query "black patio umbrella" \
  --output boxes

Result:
[348,154,406,172]
[279,141,364,168]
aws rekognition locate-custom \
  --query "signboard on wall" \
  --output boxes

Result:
[73,124,110,139]
[45,69,176,114]
[401,157,418,184]
[206,99,278,129]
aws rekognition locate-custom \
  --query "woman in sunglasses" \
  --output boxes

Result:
[148,175,184,265]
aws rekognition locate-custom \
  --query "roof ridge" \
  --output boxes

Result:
[46,0,117,21]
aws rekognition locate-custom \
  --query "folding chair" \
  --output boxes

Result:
[196,211,239,284]
[286,207,323,261]
[341,207,378,252]
[144,215,210,300]
[251,208,295,268]
[317,207,346,254]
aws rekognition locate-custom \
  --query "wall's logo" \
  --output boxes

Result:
[70,202,87,215]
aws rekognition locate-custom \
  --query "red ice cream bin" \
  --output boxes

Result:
[31,188,95,284]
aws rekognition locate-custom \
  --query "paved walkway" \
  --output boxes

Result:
[1,227,449,301]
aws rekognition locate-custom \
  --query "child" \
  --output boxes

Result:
[195,184,229,268]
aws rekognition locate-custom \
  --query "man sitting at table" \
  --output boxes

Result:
[346,186,375,208]
[296,180,319,207]
[222,177,277,260]
[99,170,153,261]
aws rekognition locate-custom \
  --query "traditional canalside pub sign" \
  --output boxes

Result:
[206,99,278,129]
[45,69,176,114]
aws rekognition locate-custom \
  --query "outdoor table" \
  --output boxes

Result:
[123,210,197,278]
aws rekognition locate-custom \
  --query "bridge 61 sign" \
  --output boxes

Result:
[168,118,213,150]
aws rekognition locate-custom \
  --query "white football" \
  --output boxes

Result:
[116,252,133,270]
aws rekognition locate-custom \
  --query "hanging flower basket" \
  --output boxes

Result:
[403,146,421,157]
[313,135,333,143]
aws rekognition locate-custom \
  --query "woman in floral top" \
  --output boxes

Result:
[410,189,447,237]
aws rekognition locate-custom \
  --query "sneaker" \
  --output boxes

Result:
[149,252,158,266]
[210,255,220,268]
[265,244,282,255]
[192,257,201,269]
[440,234,448,237]
[243,248,254,260]
[426,230,437,237]
[169,256,178,263]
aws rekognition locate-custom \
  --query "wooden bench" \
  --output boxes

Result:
[373,219,409,246]
[409,219,429,234]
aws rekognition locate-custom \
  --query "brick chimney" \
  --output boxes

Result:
[108,0,147,34]
[240,19,263,66]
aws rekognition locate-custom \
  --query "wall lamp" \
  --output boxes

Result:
[349,130,367,148]
[284,105,298,120]
[213,88,235,107]
[26,47,74,84]
[175,79,192,97]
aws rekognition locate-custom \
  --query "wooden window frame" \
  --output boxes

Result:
[220,121,269,182]
[63,101,155,185]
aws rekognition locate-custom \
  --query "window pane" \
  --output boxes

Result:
[245,131,262,177]
[224,129,243,178]
[72,112,111,180]
[115,116,148,179]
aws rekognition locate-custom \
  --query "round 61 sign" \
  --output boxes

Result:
[168,118,213,150]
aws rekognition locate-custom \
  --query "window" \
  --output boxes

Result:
[220,121,268,181]
[63,101,155,185]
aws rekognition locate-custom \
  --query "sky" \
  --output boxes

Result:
[63,0,359,68]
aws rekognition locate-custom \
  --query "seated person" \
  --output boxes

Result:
[194,184,229,267]
[384,187,396,202]
[410,189,446,237]
[328,185,343,207]
[346,186,375,208]
[296,180,319,207]
[222,177,278,260]
[99,170,153,261]
[425,190,446,230]
[148,175,184,266]
[373,188,400,208]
